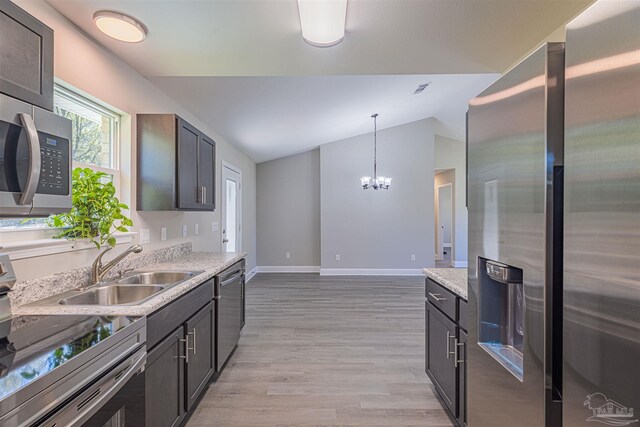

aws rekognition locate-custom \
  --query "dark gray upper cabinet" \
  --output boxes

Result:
[137,114,216,211]
[0,1,54,111]
[185,302,215,411]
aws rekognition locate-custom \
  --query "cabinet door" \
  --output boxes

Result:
[185,302,215,410]
[198,134,215,211]
[146,327,185,427]
[457,328,467,427]
[426,302,458,417]
[177,118,201,209]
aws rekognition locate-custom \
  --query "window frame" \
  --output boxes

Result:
[54,85,121,194]
[0,84,133,255]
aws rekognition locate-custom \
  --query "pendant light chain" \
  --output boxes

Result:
[360,113,391,190]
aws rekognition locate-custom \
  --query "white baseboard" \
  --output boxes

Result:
[320,268,424,276]
[452,261,468,268]
[245,267,258,282]
[255,266,321,273]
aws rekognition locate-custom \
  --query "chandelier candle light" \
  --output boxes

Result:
[361,114,391,190]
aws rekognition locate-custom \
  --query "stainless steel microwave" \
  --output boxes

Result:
[0,93,72,217]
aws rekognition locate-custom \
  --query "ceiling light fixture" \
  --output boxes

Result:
[361,114,391,191]
[93,10,147,43]
[297,0,347,47]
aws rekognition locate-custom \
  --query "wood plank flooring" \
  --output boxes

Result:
[186,274,453,427]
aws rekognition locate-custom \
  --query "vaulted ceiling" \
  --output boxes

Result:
[47,0,593,161]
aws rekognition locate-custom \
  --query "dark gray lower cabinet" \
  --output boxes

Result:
[426,302,458,415]
[185,302,215,410]
[425,279,467,426]
[146,327,185,427]
[145,281,215,426]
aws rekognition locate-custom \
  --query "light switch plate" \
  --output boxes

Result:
[411,254,416,261]
[161,227,167,241]
[194,224,199,235]
[182,224,188,237]
[211,222,219,232]
[335,254,341,261]
[285,252,291,259]
[140,229,150,244]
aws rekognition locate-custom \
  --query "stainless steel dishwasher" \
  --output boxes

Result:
[214,260,245,372]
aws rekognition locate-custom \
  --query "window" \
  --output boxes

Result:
[0,85,121,230]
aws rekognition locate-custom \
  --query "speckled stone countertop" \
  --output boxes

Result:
[423,268,468,300]
[13,250,246,317]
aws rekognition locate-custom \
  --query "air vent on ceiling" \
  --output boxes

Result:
[413,82,431,94]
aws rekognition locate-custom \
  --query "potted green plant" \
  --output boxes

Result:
[48,167,133,249]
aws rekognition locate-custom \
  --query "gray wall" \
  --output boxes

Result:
[320,118,436,271]
[257,149,321,267]
[435,135,468,264]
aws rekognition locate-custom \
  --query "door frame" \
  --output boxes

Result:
[221,161,243,252]
[436,182,454,264]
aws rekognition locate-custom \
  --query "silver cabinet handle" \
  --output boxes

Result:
[455,341,465,368]
[188,328,197,355]
[429,292,446,301]
[446,331,456,359]
[179,337,189,363]
[202,186,206,204]
[17,113,41,205]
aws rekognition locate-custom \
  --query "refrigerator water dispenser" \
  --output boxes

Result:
[477,258,524,381]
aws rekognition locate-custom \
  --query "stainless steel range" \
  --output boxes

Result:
[0,254,147,427]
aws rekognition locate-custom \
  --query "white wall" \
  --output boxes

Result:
[257,149,320,267]
[434,135,467,265]
[10,0,256,280]
[320,118,436,272]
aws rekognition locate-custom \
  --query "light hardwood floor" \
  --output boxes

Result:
[186,274,453,427]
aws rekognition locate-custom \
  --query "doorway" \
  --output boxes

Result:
[435,170,454,267]
[221,161,242,253]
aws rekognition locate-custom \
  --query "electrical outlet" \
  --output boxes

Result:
[335,254,341,261]
[161,227,167,241]
[182,224,188,237]
[140,229,150,244]
[411,254,416,261]
[211,222,219,232]
[285,252,291,259]
[194,224,199,235]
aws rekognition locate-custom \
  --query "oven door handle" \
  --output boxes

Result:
[45,349,147,427]
[17,113,41,206]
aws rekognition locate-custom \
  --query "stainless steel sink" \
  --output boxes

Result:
[116,271,197,285]
[59,285,165,306]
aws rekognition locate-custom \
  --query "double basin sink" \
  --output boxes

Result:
[57,271,201,306]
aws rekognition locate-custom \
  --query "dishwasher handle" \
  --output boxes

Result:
[220,271,243,287]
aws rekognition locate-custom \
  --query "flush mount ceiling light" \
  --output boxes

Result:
[93,10,147,43]
[297,0,347,47]
[361,114,391,191]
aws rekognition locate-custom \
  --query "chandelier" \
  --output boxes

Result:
[361,114,391,190]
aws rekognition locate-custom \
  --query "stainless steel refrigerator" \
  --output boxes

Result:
[466,1,639,426]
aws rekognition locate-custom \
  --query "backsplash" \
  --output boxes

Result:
[9,243,192,309]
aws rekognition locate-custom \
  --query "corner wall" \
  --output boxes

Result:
[257,149,320,268]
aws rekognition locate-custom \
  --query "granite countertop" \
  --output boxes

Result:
[13,251,246,317]
[423,268,468,300]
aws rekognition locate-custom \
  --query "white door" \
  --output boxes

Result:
[221,162,242,252]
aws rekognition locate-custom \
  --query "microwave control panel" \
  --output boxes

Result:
[37,132,70,196]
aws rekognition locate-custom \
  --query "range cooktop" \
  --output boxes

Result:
[0,314,141,403]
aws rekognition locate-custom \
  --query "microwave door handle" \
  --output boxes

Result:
[17,113,41,205]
